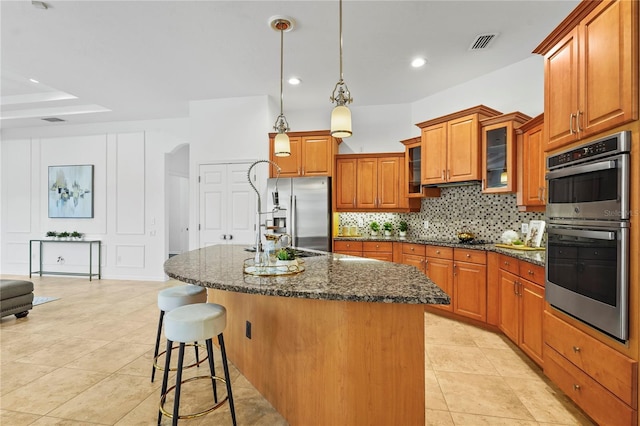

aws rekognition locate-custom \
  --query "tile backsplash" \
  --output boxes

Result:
[338,183,545,243]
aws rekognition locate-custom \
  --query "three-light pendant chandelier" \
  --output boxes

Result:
[271,0,353,158]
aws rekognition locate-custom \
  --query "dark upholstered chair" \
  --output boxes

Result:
[0,280,34,318]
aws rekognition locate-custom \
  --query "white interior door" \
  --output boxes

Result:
[199,162,256,247]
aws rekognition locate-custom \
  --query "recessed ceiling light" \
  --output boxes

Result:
[29,78,40,84]
[411,58,427,68]
[288,77,301,85]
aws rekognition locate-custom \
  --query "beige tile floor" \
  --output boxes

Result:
[0,276,594,425]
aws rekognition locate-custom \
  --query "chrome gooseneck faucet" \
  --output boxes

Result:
[247,159,281,264]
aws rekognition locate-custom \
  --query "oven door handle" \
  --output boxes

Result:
[546,160,616,180]
[548,226,616,241]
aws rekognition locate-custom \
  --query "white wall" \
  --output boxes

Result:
[411,56,544,123]
[1,120,188,280]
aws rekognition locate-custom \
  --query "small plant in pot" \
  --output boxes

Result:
[369,221,380,236]
[275,247,298,269]
[71,231,83,240]
[58,231,70,240]
[383,222,393,236]
[398,221,408,237]
[46,231,57,239]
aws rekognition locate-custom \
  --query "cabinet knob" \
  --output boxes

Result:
[466,253,471,258]
[572,346,581,353]
[504,261,510,266]
[573,384,581,391]
[376,244,379,248]
[528,270,533,275]
[436,250,440,254]
[411,247,414,251]
[346,244,350,248]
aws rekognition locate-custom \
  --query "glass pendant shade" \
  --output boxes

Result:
[274,132,291,157]
[331,105,352,138]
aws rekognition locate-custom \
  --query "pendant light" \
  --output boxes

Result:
[329,0,353,138]
[271,17,294,157]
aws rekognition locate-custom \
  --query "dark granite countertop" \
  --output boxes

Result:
[334,236,546,266]
[164,245,451,305]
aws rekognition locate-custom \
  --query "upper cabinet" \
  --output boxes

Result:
[480,112,531,194]
[516,114,546,212]
[534,0,638,152]
[269,131,341,178]
[335,153,420,212]
[416,105,502,185]
[399,137,441,198]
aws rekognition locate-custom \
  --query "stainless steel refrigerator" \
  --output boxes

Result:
[266,176,332,251]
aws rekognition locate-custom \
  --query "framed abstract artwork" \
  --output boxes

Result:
[48,165,94,218]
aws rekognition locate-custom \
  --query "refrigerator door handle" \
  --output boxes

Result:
[291,195,297,246]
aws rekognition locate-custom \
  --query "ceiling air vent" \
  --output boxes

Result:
[469,33,499,51]
[41,117,66,122]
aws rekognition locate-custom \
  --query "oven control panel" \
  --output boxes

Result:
[548,131,630,169]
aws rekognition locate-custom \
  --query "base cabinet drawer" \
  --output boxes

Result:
[334,241,363,253]
[544,312,637,407]
[545,346,637,426]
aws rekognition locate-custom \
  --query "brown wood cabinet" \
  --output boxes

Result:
[362,241,394,262]
[400,137,441,199]
[544,311,638,425]
[333,240,394,261]
[534,0,638,152]
[453,249,487,322]
[417,105,502,185]
[480,112,531,194]
[401,243,426,273]
[333,240,362,257]
[269,131,340,177]
[498,254,545,367]
[335,153,419,212]
[423,246,486,321]
[516,114,546,212]
[425,246,454,313]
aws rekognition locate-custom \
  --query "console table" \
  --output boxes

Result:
[29,239,101,281]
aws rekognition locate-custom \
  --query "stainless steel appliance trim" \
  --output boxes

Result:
[545,221,629,341]
[547,130,631,170]
[547,225,615,241]
[545,152,629,221]
[545,159,616,180]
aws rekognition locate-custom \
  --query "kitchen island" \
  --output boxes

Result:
[164,244,450,426]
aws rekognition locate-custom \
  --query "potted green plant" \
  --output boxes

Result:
[398,221,408,237]
[58,231,70,240]
[71,231,83,240]
[369,221,380,236]
[383,222,393,236]
[275,247,299,269]
[46,231,57,239]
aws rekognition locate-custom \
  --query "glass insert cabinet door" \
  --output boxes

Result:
[485,126,508,189]
[481,112,531,194]
[401,136,423,197]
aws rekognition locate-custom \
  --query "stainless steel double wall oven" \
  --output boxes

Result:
[545,131,631,341]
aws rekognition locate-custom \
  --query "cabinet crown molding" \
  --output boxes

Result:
[480,112,532,127]
[532,0,604,54]
[415,105,502,129]
[516,113,544,135]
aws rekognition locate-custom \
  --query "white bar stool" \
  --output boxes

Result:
[151,285,208,382]
[158,302,237,426]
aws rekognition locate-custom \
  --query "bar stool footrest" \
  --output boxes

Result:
[159,375,229,420]
[153,342,207,372]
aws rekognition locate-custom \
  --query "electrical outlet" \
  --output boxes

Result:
[423,220,430,230]
[357,218,364,228]
[521,223,529,234]
[245,321,252,339]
